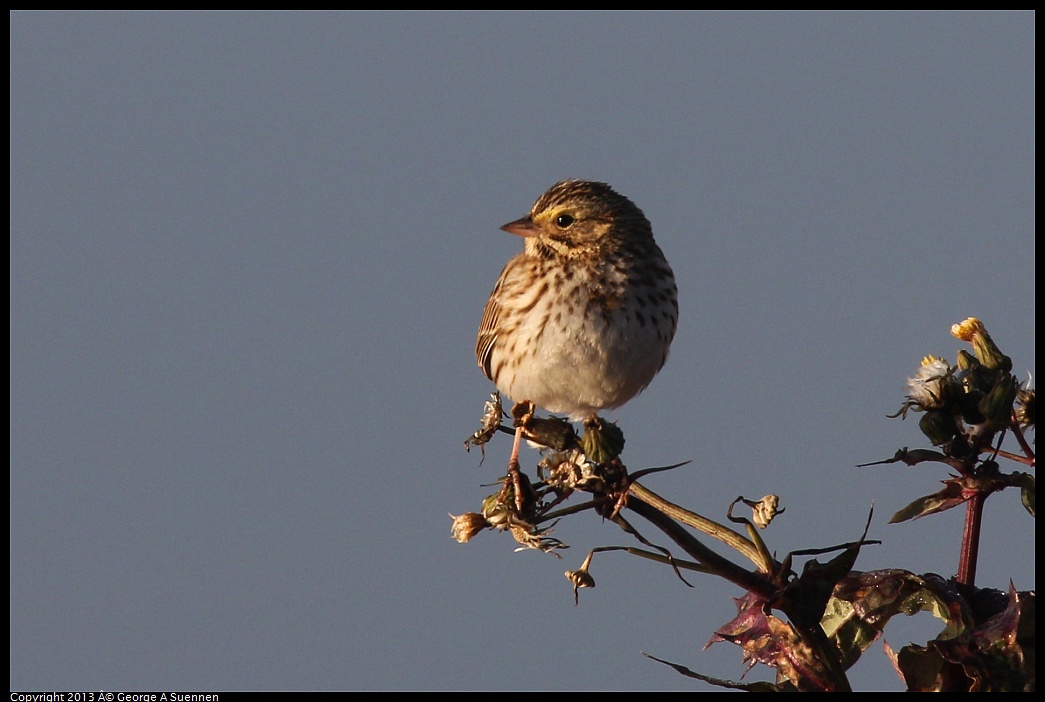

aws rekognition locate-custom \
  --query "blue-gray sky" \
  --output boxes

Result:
[10,11,1034,692]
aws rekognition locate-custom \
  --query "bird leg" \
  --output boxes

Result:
[505,423,527,511]
[497,402,535,513]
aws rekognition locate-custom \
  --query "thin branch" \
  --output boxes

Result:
[537,498,601,522]
[989,447,1035,466]
[1009,418,1035,463]
[956,490,986,586]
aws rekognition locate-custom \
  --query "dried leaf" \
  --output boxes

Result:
[709,592,838,691]
[1009,472,1035,517]
[890,480,965,522]
[643,652,784,691]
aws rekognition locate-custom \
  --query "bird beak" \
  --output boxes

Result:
[500,216,541,237]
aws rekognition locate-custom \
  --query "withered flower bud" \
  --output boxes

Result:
[450,512,489,543]
[565,568,595,589]
[750,494,782,529]
[522,416,577,451]
[565,554,596,604]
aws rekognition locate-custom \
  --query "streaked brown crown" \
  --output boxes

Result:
[518,180,653,255]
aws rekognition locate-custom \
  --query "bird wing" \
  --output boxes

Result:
[475,266,509,381]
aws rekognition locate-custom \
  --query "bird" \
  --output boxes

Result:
[476,180,677,465]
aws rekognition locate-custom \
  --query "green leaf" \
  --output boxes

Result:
[826,570,966,671]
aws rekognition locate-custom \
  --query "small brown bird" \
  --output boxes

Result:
[476,180,678,425]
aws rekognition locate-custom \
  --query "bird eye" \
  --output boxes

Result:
[555,214,575,229]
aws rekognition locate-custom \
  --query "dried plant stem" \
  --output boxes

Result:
[624,491,776,598]
[628,481,771,572]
